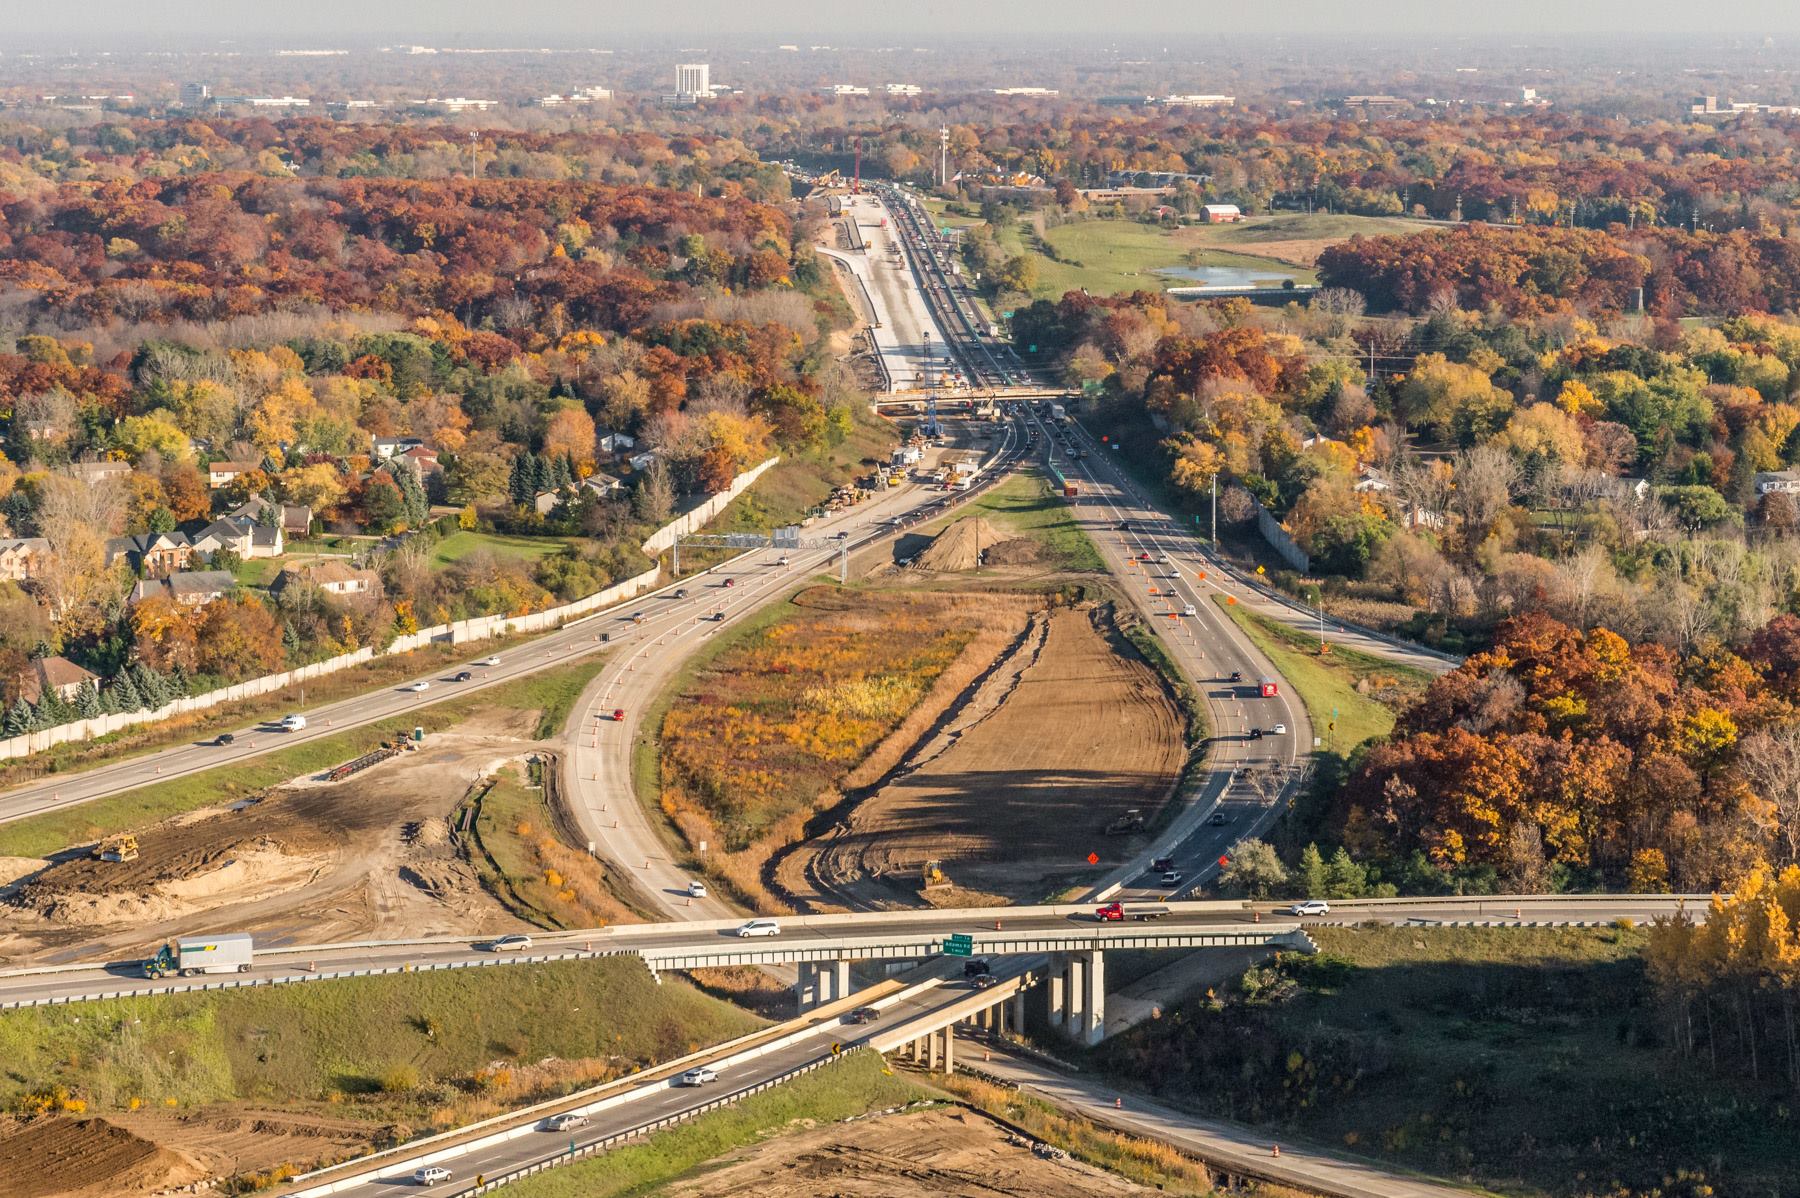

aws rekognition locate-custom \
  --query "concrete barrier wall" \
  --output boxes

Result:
[640,457,779,555]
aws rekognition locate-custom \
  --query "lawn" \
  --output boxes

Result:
[0,955,759,1118]
[917,468,1106,572]
[1095,925,1800,1198]
[1214,595,1427,753]
[0,656,609,860]
[1035,219,1314,299]
[500,1051,924,1198]
[469,759,638,927]
[430,530,579,568]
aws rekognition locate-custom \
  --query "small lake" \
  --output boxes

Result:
[1156,263,1299,288]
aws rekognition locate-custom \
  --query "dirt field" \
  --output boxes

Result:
[0,1116,206,1198]
[0,710,542,966]
[778,603,1185,907]
[659,1105,1165,1198]
[913,517,1040,572]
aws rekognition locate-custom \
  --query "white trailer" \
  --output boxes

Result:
[143,932,255,978]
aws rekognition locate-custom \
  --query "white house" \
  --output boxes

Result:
[1755,470,1800,495]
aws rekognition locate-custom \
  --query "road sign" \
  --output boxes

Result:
[831,1041,843,1056]
[1086,851,1100,865]
[942,933,974,957]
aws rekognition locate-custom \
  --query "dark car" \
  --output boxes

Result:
[213,732,235,747]
[971,973,999,989]
[453,671,473,682]
[1151,856,1174,874]
[674,588,690,599]
[1116,520,1132,531]
[1208,811,1231,826]
[723,578,736,588]
[1229,671,1243,682]
[844,1006,881,1025]
[1249,727,1263,740]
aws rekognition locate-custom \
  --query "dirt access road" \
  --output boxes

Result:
[0,713,538,966]
[778,600,1186,908]
[658,1104,1165,1198]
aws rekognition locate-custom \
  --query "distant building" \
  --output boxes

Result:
[537,86,612,108]
[130,570,235,608]
[992,87,1059,97]
[420,97,498,112]
[191,516,284,560]
[65,459,132,487]
[1200,203,1244,223]
[819,84,870,96]
[273,560,381,597]
[1150,94,1235,109]
[596,431,636,455]
[238,96,312,108]
[885,83,922,96]
[1342,95,1409,114]
[581,473,624,496]
[178,82,211,107]
[372,436,425,459]
[677,63,711,99]
[229,496,312,538]
[1755,470,1800,495]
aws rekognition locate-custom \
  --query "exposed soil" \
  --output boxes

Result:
[778,604,1184,908]
[0,711,540,966]
[914,517,1032,572]
[0,1116,205,1198]
[659,1105,1163,1198]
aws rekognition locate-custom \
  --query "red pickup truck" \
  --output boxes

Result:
[1095,902,1172,922]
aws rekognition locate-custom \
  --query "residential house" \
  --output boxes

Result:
[104,531,193,577]
[0,537,50,582]
[627,450,659,471]
[65,459,131,487]
[534,487,569,515]
[596,431,636,455]
[1353,467,1391,493]
[129,569,234,607]
[230,495,312,538]
[17,655,98,706]
[580,472,624,497]
[271,560,382,597]
[397,444,441,477]
[372,436,425,459]
[207,460,259,489]
[1755,470,1800,495]
[190,515,284,560]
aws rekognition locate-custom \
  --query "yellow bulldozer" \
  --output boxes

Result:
[93,834,139,863]
[921,858,951,892]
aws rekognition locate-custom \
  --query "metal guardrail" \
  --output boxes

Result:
[458,1051,854,1195]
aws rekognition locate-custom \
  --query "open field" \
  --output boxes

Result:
[1214,596,1427,752]
[1096,925,1800,1198]
[1183,212,1425,266]
[1034,220,1315,299]
[779,602,1186,907]
[429,530,582,568]
[0,956,760,1195]
[0,656,608,864]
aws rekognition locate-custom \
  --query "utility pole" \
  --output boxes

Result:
[1210,474,1217,545]
[939,125,949,189]
[470,131,478,178]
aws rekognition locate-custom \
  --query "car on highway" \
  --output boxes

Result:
[674,587,689,599]
[413,1166,452,1186]
[971,972,999,989]
[686,880,707,898]
[1159,870,1184,886]
[723,577,736,588]
[776,555,790,566]
[736,919,780,938]
[832,531,850,540]
[709,611,726,621]
[478,656,501,667]
[401,681,430,693]
[487,934,533,952]
[543,1112,589,1132]
[1229,671,1242,682]
[631,611,645,624]
[844,1005,881,1024]
[678,1066,719,1086]
[1272,723,1288,735]
[1183,603,1197,616]
[279,714,307,732]
[213,732,235,747]
[1150,857,1174,874]
[1286,900,1330,916]
[1248,727,1263,740]
[1116,520,1132,531]
[962,958,991,978]
[1208,811,1231,826]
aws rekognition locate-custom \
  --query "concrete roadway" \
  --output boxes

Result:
[823,192,951,391]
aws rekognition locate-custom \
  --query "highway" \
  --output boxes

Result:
[0,896,1700,1010]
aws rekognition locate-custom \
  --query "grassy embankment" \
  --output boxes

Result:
[0,955,759,1124]
[1214,595,1430,753]
[468,758,639,927]
[712,402,899,538]
[0,656,608,860]
[429,530,584,567]
[1095,924,1800,1198]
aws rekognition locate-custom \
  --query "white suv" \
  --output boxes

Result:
[736,919,780,938]
[1286,900,1330,916]
[413,1166,451,1186]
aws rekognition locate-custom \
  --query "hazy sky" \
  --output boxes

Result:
[20,0,1800,43]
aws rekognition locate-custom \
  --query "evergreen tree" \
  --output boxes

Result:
[282,620,303,659]
[33,691,71,729]
[148,506,177,533]
[394,467,429,528]
[167,663,190,698]
[3,699,31,736]
[131,663,168,709]
[1326,847,1369,899]
[110,672,144,713]
[1298,843,1329,898]
[550,454,572,489]
[529,453,553,494]
[73,680,102,719]
[508,453,533,507]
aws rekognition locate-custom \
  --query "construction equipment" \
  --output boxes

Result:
[921,858,951,891]
[1104,808,1146,835]
[93,834,139,863]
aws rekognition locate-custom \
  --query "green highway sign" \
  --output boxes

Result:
[941,933,974,957]
[1002,310,1015,318]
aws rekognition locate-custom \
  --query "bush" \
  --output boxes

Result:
[379,1064,421,1093]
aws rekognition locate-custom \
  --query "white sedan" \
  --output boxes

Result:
[402,681,430,693]
[477,656,501,668]
[686,880,708,898]
[1272,723,1288,735]
[413,1166,452,1186]
[678,1066,719,1086]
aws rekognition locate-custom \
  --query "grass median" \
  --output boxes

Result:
[0,656,609,860]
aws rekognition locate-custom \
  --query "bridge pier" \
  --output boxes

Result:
[795,958,853,1013]
[1045,951,1106,1045]
[1063,954,1086,1039]
[1079,949,1106,1046]
[941,1022,956,1074]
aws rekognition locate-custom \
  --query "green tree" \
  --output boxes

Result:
[1325,847,1369,899]
[73,680,102,719]
[1298,843,1329,898]
[1220,839,1288,899]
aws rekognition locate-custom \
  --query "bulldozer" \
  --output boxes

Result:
[93,834,139,863]
[921,858,951,892]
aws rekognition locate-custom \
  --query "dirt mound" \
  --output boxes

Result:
[660,1105,1160,1198]
[16,837,330,928]
[0,1116,205,1198]
[915,518,1019,572]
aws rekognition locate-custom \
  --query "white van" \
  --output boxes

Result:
[279,714,307,732]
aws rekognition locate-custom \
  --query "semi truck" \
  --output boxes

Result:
[1259,678,1280,698]
[1095,902,1171,922]
[142,932,254,978]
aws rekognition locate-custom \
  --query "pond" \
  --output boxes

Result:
[1156,263,1299,288]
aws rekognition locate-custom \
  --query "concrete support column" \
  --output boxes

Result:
[1010,990,1026,1035]
[942,1023,956,1075]
[994,996,1007,1036]
[1064,955,1086,1038]
[1081,949,1106,1046]
[830,959,850,1005]
[1047,961,1067,1027]
[928,1029,941,1071]
[795,961,819,1013]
